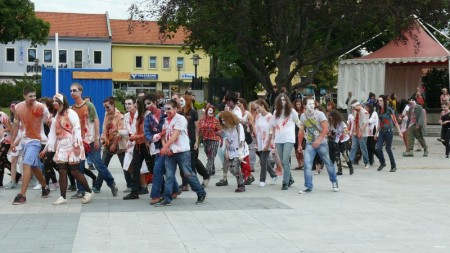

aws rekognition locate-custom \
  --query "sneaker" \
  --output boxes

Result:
[196,194,207,205]
[33,183,42,190]
[215,179,228,186]
[244,176,255,185]
[403,151,414,157]
[67,185,77,192]
[81,192,94,204]
[281,183,288,190]
[336,171,343,175]
[52,196,67,205]
[150,197,162,205]
[12,194,26,205]
[137,187,149,195]
[390,167,397,172]
[298,188,312,194]
[4,181,17,189]
[377,163,386,171]
[270,176,278,185]
[123,187,132,193]
[259,182,265,187]
[92,186,100,193]
[235,185,246,192]
[332,182,339,192]
[202,178,210,187]
[110,183,118,197]
[155,199,172,207]
[88,164,96,170]
[415,148,422,152]
[70,192,84,199]
[123,192,139,200]
[443,155,449,159]
[41,186,51,198]
[364,164,370,169]
[288,179,295,187]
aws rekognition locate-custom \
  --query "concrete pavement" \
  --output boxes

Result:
[0,136,449,253]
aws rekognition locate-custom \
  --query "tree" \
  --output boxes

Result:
[0,0,50,45]
[129,0,449,93]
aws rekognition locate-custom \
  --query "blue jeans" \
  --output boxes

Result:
[304,142,338,190]
[163,151,206,202]
[349,136,369,165]
[94,149,124,190]
[78,142,116,192]
[150,154,179,198]
[276,142,294,184]
[376,130,396,168]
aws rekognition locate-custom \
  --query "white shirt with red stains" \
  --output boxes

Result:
[270,109,300,144]
[163,113,190,153]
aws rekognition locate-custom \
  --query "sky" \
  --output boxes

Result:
[32,0,138,19]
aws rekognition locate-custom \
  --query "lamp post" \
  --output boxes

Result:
[191,54,201,89]
[34,58,39,85]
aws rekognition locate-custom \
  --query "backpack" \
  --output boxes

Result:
[236,123,253,145]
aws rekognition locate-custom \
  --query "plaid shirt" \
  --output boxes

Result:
[144,110,166,150]
[198,115,221,141]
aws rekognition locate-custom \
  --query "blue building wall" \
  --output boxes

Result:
[42,67,113,133]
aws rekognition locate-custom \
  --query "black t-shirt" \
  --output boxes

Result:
[441,112,450,128]
[181,109,198,145]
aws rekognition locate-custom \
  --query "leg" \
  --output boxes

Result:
[88,142,116,189]
[407,126,416,152]
[177,151,206,197]
[317,143,338,184]
[303,144,317,190]
[384,131,396,168]
[56,164,68,199]
[162,155,177,202]
[358,137,369,165]
[376,132,386,166]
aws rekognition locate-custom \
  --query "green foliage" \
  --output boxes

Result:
[0,75,41,107]
[0,0,50,45]
[193,100,206,110]
[422,68,449,109]
[131,0,449,95]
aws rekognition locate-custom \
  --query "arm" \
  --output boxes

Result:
[160,129,181,156]
[94,117,101,149]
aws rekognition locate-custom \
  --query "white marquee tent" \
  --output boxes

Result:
[337,22,450,109]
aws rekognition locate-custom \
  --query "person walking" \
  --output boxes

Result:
[198,104,221,176]
[349,101,370,169]
[297,98,339,193]
[402,98,428,157]
[328,110,353,175]
[10,87,51,205]
[69,83,118,198]
[439,102,450,158]
[40,94,94,204]
[156,100,207,206]
[375,95,403,172]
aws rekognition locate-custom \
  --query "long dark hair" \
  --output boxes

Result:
[56,95,69,117]
[377,95,388,114]
[274,93,293,118]
[328,110,344,129]
[136,97,146,122]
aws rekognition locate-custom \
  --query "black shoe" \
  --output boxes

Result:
[244,176,255,185]
[196,194,207,204]
[281,183,288,190]
[88,164,96,170]
[336,171,342,175]
[137,187,149,195]
[123,192,139,200]
[235,185,246,192]
[110,183,118,197]
[41,186,51,198]
[12,194,26,205]
[349,167,354,175]
[377,164,386,171]
[390,167,397,172]
[288,179,295,187]
[215,179,228,186]
[70,192,84,199]
[67,185,77,192]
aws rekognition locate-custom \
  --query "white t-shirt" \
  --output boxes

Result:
[162,113,190,153]
[330,121,350,143]
[270,109,300,144]
[255,112,273,151]
[232,106,242,119]
[223,124,249,159]
[299,110,328,144]
[367,111,378,137]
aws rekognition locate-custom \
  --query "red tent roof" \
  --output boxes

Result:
[341,22,449,64]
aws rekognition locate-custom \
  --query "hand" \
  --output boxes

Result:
[94,138,100,150]
[152,133,161,142]
[312,140,320,149]
[357,132,362,139]
[263,144,269,151]
[398,132,403,139]
[109,144,117,153]
[74,145,81,157]
[39,150,46,159]
[194,141,198,150]
[297,147,303,153]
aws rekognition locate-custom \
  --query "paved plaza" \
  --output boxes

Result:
[0,136,449,253]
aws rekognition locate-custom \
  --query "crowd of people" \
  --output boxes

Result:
[0,83,446,206]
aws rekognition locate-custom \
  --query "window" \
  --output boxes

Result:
[74,50,83,68]
[59,50,67,63]
[28,48,37,62]
[94,51,102,64]
[135,56,143,68]
[163,56,170,69]
[6,48,15,62]
[149,56,157,69]
[176,57,184,70]
[44,50,52,63]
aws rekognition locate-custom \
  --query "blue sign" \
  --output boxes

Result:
[130,73,158,80]
[181,73,194,79]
